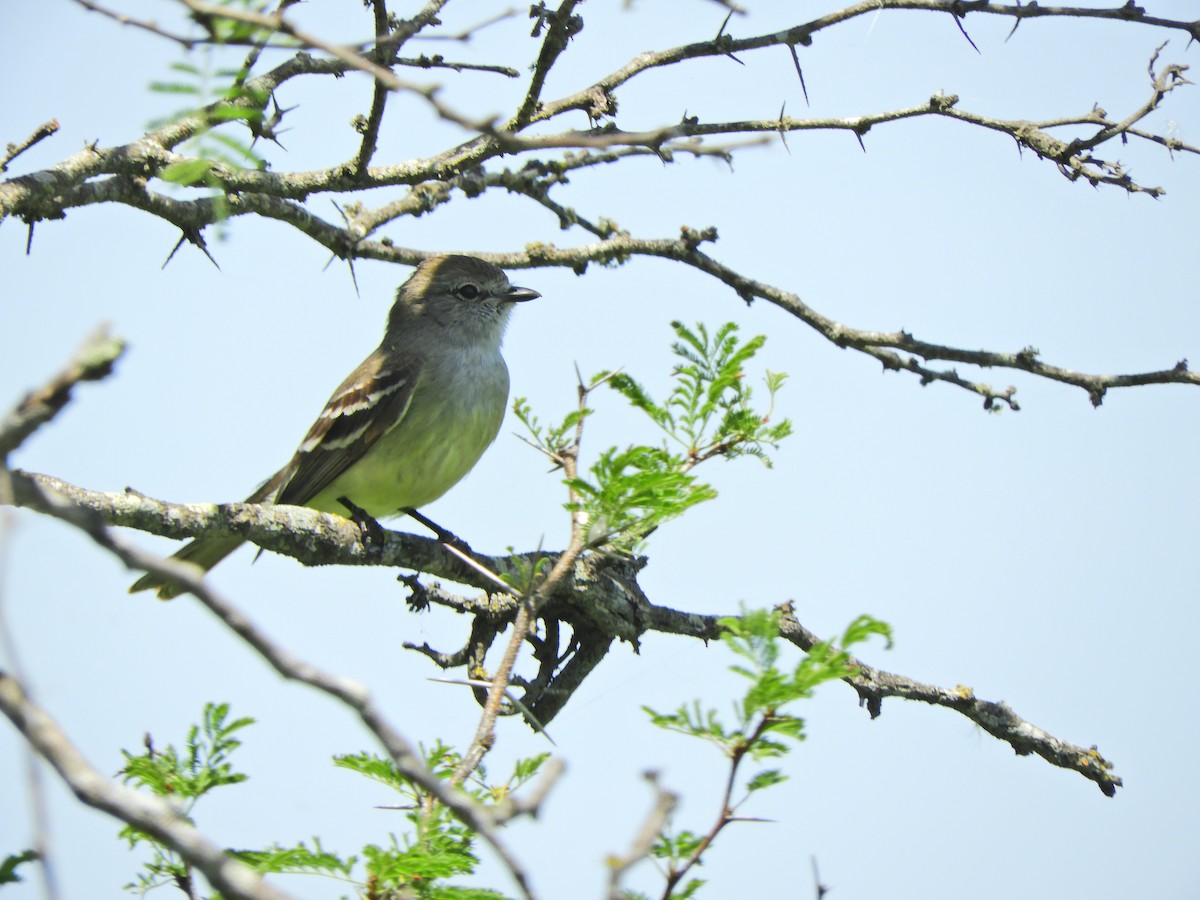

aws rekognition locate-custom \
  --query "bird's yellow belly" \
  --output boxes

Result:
[308,377,506,517]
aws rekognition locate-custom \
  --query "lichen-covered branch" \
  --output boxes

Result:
[5,4,1193,408]
[7,5,1190,408]
[2,468,1122,794]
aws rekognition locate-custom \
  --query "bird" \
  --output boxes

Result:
[130,254,540,599]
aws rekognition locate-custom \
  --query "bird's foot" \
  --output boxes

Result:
[337,496,386,556]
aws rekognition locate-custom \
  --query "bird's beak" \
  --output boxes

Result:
[505,285,541,303]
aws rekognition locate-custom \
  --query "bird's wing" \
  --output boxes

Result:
[267,352,421,507]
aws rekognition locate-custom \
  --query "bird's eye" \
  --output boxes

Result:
[455,283,481,300]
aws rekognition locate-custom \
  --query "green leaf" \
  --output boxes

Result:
[0,851,37,885]
[672,877,707,899]
[424,888,513,900]
[607,372,674,430]
[148,81,200,95]
[233,839,354,877]
[333,752,408,792]
[207,129,264,164]
[159,159,214,186]
[119,702,252,804]
[571,444,717,551]
[363,835,478,884]
[652,830,705,862]
[510,752,551,787]
[518,321,792,555]
[746,769,788,792]
[842,614,894,651]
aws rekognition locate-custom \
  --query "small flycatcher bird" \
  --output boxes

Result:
[131,254,539,599]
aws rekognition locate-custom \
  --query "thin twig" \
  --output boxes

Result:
[511,0,584,127]
[450,364,596,785]
[0,513,61,900]
[70,0,196,47]
[1,120,60,173]
[607,772,679,900]
[175,0,491,132]
[352,0,392,175]
[0,326,125,460]
[408,9,519,43]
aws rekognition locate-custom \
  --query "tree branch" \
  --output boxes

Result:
[0,120,60,174]
[0,327,126,461]
[0,671,294,900]
[2,469,1121,793]
[0,342,541,899]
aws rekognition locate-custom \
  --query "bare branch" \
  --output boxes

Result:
[0,326,125,461]
[70,0,197,48]
[6,470,538,900]
[511,1,585,128]
[407,8,521,43]
[772,603,1122,796]
[479,238,1200,407]
[0,513,61,900]
[528,2,1200,125]
[0,120,60,173]
[491,757,567,824]
[6,469,489,586]
[606,772,679,900]
[351,0,394,176]
[3,464,1122,792]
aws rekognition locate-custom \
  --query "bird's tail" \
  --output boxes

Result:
[129,535,246,600]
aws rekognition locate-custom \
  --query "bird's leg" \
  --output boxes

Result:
[402,507,473,554]
[337,496,386,555]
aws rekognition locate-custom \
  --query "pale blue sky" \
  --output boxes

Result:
[2,2,1199,899]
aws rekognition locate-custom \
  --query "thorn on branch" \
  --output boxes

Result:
[949,5,982,54]
[249,94,295,150]
[1005,6,1022,43]
[713,9,745,65]
[777,103,790,155]
[787,44,809,106]
[162,229,219,271]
